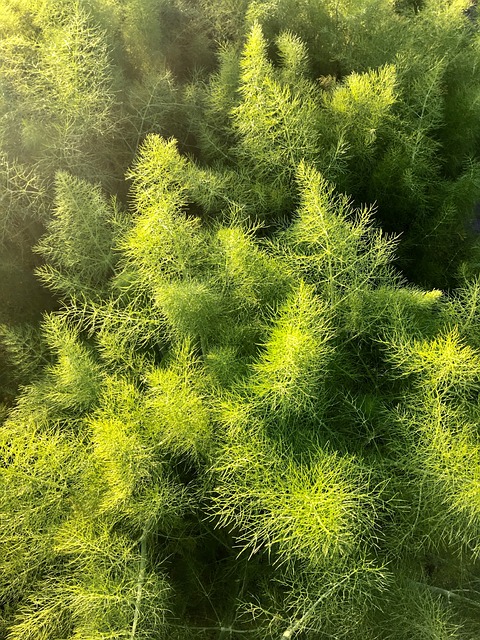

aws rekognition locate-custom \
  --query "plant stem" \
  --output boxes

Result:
[410,581,480,610]
[130,529,148,640]
[279,573,352,639]
[170,624,258,635]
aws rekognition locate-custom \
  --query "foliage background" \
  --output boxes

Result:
[2,0,480,638]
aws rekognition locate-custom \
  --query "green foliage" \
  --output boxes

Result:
[249,281,333,417]
[4,1,480,639]
[123,68,183,157]
[0,154,46,249]
[116,0,216,78]
[0,322,47,398]
[382,327,480,558]
[246,0,403,76]
[145,340,212,461]
[0,2,118,181]
[6,119,480,635]
[232,24,321,191]
[35,172,122,298]
[280,163,398,310]
[322,64,397,192]
[212,421,375,567]
[183,43,241,163]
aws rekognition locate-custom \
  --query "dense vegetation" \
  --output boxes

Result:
[2,0,480,637]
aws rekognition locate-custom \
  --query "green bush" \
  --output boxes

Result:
[2,2,480,638]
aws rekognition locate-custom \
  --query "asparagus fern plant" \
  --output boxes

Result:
[2,2,480,639]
